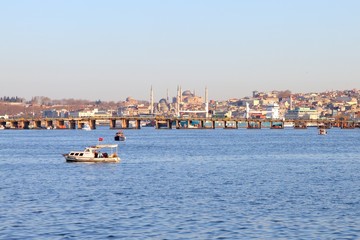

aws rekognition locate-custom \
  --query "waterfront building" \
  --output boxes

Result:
[266,103,280,119]
[285,107,319,120]
[78,108,112,118]
[42,109,69,118]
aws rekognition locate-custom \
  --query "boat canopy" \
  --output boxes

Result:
[95,144,118,148]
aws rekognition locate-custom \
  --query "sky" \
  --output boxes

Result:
[1,0,359,102]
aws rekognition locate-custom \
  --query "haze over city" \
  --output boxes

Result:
[1,1,359,101]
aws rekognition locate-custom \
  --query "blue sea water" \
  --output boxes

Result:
[0,127,360,239]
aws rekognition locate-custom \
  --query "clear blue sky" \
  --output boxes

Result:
[1,0,359,101]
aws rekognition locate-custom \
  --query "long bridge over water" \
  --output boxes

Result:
[1,116,359,130]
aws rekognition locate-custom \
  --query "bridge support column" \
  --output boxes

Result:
[167,120,172,129]
[69,120,76,129]
[46,120,53,129]
[89,120,96,129]
[341,121,355,129]
[121,119,129,129]
[110,119,116,129]
[23,121,30,129]
[135,120,141,129]
[11,121,19,129]
[34,120,42,129]
[175,120,181,129]
[57,120,66,129]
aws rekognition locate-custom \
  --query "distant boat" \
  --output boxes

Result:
[318,128,327,135]
[82,124,91,131]
[114,131,126,141]
[284,122,294,128]
[0,125,5,130]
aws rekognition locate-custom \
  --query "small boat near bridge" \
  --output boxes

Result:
[114,131,126,141]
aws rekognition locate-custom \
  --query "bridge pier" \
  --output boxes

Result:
[199,120,204,128]
[341,121,355,129]
[45,120,53,129]
[134,120,141,129]
[69,120,76,129]
[167,120,172,129]
[110,119,116,129]
[89,120,96,129]
[121,119,130,129]
[11,121,19,129]
[22,120,30,129]
[56,120,66,129]
[34,120,42,129]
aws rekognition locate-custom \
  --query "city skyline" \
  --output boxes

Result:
[1,1,359,101]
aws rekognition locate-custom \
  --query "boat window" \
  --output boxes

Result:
[85,149,90,152]
[70,153,74,156]
[75,153,79,156]
[79,153,83,156]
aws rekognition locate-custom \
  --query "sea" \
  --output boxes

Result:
[0,127,359,239]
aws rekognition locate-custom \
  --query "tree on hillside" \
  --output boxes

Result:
[278,90,292,98]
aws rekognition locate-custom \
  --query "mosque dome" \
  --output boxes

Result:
[159,98,167,104]
[182,90,193,97]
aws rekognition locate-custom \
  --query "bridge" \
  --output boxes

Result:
[0,116,359,130]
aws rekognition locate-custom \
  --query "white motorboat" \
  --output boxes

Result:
[284,122,294,128]
[63,144,120,163]
[82,123,91,131]
[318,128,327,135]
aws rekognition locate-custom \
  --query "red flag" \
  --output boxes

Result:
[98,137,103,141]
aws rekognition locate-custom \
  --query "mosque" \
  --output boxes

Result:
[150,86,209,117]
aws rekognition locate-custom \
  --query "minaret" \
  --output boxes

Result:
[166,88,169,102]
[177,85,181,117]
[246,102,250,119]
[205,87,209,118]
[289,95,293,110]
[150,86,154,114]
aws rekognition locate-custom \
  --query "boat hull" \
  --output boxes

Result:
[114,136,126,141]
[64,154,120,163]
